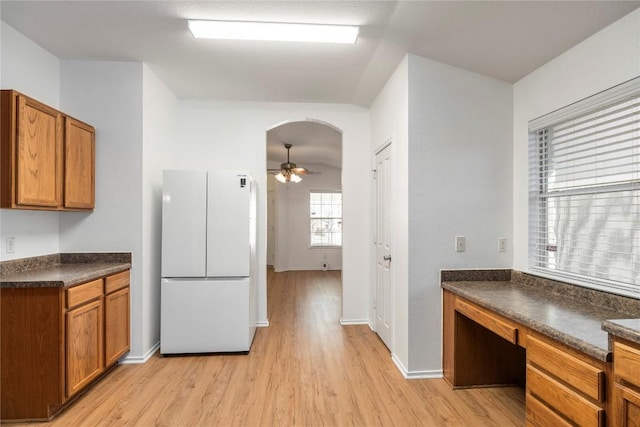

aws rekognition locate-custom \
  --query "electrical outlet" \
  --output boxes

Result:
[498,238,507,252]
[455,236,465,252]
[6,237,15,254]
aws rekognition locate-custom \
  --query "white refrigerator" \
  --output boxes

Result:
[160,170,257,354]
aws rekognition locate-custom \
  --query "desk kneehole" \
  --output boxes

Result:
[443,292,526,389]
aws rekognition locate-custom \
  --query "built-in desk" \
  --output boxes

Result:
[442,270,640,427]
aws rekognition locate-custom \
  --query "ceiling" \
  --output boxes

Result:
[2,0,638,167]
[267,121,342,169]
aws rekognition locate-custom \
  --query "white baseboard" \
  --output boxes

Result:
[256,320,270,327]
[339,318,370,326]
[273,267,343,272]
[391,353,443,379]
[120,342,160,365]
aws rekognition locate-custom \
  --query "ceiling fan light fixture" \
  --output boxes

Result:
[274,171,302,184]
[269,143,310,184]
[188,20,359,44]
[274,172,287,183]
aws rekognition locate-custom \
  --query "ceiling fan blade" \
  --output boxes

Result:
[292,167,321,175]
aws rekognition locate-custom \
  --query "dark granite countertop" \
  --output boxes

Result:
[602,319,640,346]
[442,271,640,362]
[1,253,131,289]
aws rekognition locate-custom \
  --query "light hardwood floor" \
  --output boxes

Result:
[11,270,525,426]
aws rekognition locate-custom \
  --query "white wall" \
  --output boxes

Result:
[370,54,513,377]
[369,56,410,368]
[59,60,145,359]
[407,55,513,375]
[0,20,370,354]
[170,101,371,324]
[0,21,60,260]
[513,9,640,272]
[142,64,178,357]
[270,163,342,272]
[0,22,59,106]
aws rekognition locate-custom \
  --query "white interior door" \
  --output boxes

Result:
[374,143,392,350]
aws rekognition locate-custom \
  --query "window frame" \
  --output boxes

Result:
[528,77,640,298]
[309,190,342,248]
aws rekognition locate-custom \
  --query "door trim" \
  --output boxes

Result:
[372,138,393,351]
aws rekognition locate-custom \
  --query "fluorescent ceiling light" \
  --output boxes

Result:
[188,20,359,44]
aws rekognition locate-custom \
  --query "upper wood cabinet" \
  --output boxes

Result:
[1,90,95,211]
[1,91,62,208]
[64,117,95,209]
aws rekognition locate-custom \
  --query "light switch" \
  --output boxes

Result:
[455,236,465,252]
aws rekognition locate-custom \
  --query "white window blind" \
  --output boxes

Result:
[528,77,640,298]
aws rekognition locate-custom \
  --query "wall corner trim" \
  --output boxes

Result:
[391,354,443,379]
[119,342,160,365]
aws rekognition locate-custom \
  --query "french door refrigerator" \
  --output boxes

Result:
[160,170,257,354]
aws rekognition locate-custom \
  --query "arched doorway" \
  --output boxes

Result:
[266,120,343,274]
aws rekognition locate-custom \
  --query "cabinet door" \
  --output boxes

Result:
[64,117,95,209]
[104,287,130,367]
[16,95,62,207]
[66,298,103,398]
[615,384,640,427]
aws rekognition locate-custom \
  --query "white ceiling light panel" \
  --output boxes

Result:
[188,20,359,44]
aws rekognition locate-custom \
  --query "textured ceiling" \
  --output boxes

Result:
[2,0,638,166]
[267,121,342,169]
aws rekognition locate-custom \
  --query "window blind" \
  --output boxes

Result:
[528,77,640,298]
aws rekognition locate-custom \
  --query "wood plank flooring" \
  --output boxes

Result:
[9,270,524,426]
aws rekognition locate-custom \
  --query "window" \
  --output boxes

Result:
[528,77,640,298]
[310,191,342,247]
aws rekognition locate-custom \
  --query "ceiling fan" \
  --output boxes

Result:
[268,143,319,183]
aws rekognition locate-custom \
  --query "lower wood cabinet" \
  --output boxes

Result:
[614,385,640,427]
[612,339,640,427]
[104,271,131,366]
[0,270,130,421]
[66,297,104,398]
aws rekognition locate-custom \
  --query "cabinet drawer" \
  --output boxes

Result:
[105,270,129,294]
[527,333,605,402]
[526,392,572,427]
[66,279,103,309]
[527,364,604,427]
[455,298,517,344]
[614,341,640,388]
